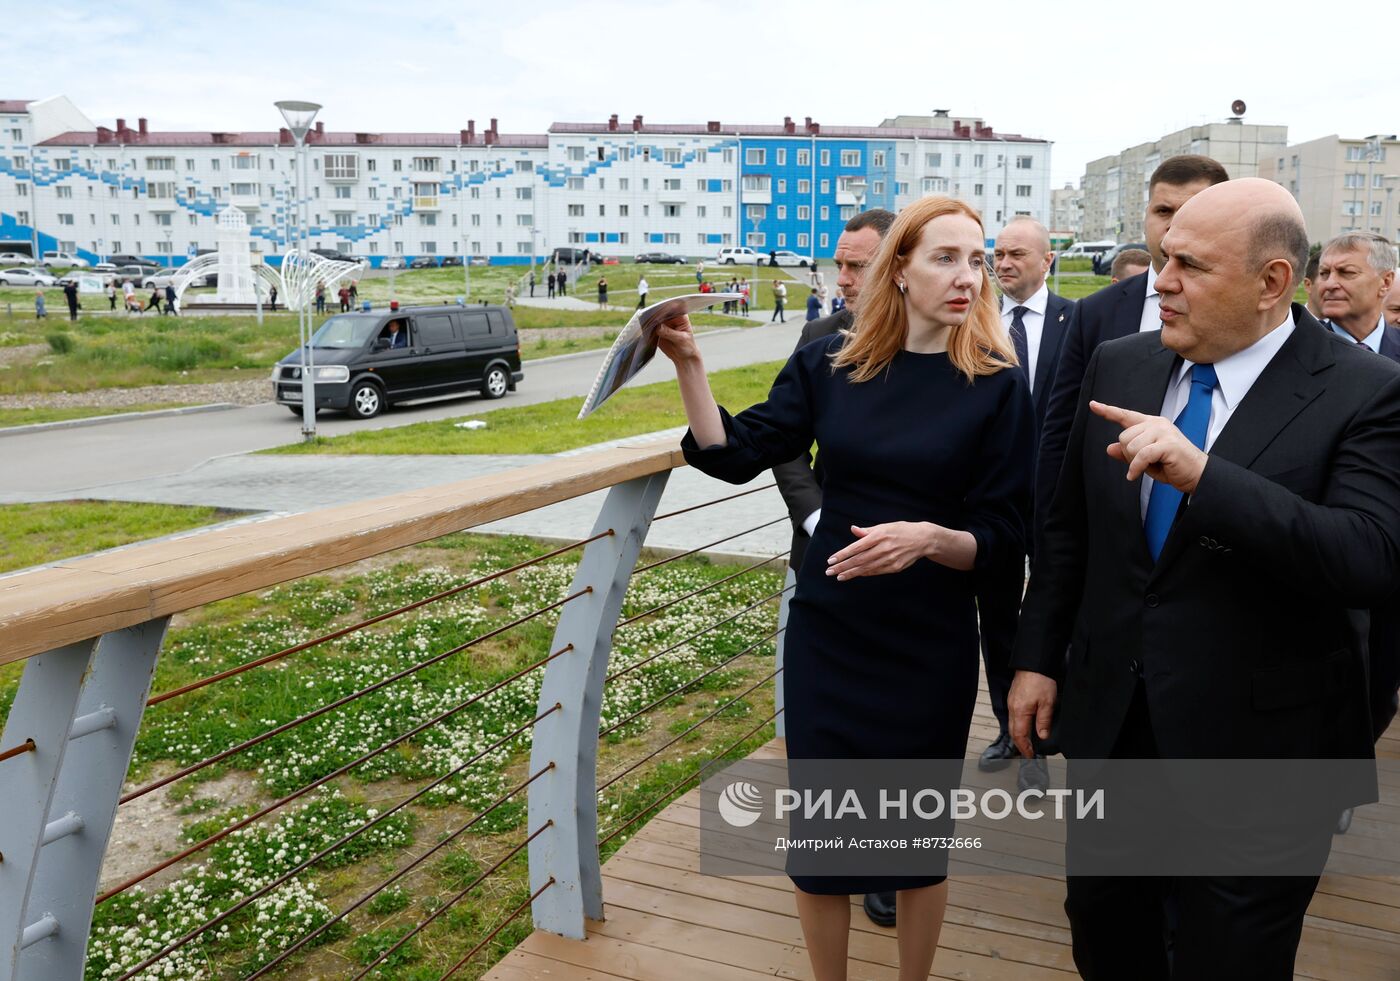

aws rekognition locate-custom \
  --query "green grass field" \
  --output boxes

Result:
[0,402,193,428]
[0,500,234,575]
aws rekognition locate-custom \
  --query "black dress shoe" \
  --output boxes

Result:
[1334,807,1353,835]
[978,732,1016,772]
[1017,756,1049,793]
[863,891,897,927]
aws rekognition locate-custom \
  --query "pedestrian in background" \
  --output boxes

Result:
[771,279,787,322]
[106,280,117,311]
[547,270,556,298]
[63,280,80,321]
[529,270,536,297]
[338,285,350,312]
[34,288,46,319]
[597,276,608,309]
[164,283,177,316]
[269,285,278,311]
[637,275,649,309]
[806,287,822,322]
[315,281,326,313]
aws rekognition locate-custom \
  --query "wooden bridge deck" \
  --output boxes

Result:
[486,686,1400,981]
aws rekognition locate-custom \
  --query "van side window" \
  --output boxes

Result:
[462,312,490,338]
[417,314,456,346]
[486,312,507,336]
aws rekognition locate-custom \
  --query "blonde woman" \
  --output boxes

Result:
[658,196,1033,980]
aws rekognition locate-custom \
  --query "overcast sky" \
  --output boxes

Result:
[7,0,1393,188]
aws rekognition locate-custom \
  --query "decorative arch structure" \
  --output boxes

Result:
[277,249,364,312]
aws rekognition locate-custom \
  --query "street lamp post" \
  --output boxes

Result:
[1385,176,1400,244]
[163,228,172,268]
[276,99,322,441]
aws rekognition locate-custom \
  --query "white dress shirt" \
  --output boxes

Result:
[1138,311,1295,519]
[1001,283,1049,393]
[1137,264,1162,334]
[1330,315,1385,353]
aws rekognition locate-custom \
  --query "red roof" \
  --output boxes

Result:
[0,100,33,114]
[550,121,1047,143]
[38,130,548,149]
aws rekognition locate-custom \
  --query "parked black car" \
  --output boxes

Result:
[440,256,464,267]
[551,247,594,265]
[409,256,439,269]
[311,248,357,263]
[272,305,523,419]
[107,253,161,270]
[1093,242,1148,276]
[634,252,685,264]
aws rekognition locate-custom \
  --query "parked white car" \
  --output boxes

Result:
[0,267,58,287]
[380,256,408,269]
[0,252,36,267]
[769,249,814,268]
[41,250,89,269]
[716,246,763,265]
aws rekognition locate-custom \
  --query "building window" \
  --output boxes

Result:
[154,212,172,226]
[334,185,351,198]
[722,148,734,163]
[925,152,941,168]
[776,205,786,219]
[210,159,220,171]
[518,160,534,172]
[872,150,885,168]
[642,147,650,161]
[664,178,681,191]
[567,177,583,190]
[1017,156,1034,169]
[598,204,606,216]
[231,154,258,170]
[145,156,175,170]
[954,153,962,167]
[597,146,606,161]
[664,148,682,163]
[797,205,810,220]
[742,175,770,192]
[820,180,829,194]
[820,149,830,166]
[872,180,884,195]
[974,153,984,167]
[841,149,860,167]
[746,231,765,247]
[515,187,532,200]
[819,206,829,220]
[58,213,74,225]
[423,241,437,253]
[777,179,786,194]
[819,233,828,248]
[797,179,810,195]
[567,146,585,162]
[664,204,681,217]
[1016,184,1032,196]
[797,233,809,248]
[56,185,72,199]
[568,203,584,217]
[746,148,766,165]
[776,148,786,166]
[974,183,984,196]
[368,187,378,200]
[797,149,810,166]
[517,214,533,225]
[324,153,358,179]
[722,205,732,218]
[695,205,705,218]
[367,158,377,172]
[619,204,629,217]
[597,177,605,189]
[839,205,854,220]
[420,213,437,226]
[335,213,354,227]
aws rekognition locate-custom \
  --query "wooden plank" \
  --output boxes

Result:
[483,948,637,981]
[0,443,684,664]
[525,927,781,981]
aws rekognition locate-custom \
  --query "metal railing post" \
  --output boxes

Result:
[527,472,669,939]
[1,619,168,981]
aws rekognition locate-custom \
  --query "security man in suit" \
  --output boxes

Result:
[772,208,897,927]
[1036,155,1231,535]
[976,217,1076,792]
[1009,179,1400,980]
[1317,233,1400,771]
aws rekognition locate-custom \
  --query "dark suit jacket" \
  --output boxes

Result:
[1021,290,1077,431]
[1013,307,1400,772]
[1381,323,1400,361]
[1035,271,1149,537]
[771,308,852,570]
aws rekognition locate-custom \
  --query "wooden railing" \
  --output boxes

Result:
[0,442,792,979]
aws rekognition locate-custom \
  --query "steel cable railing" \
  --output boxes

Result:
[605,585,792,685]
[0,737,35,764]
[110,704,562,980]
[100,658,569,901]
[614,551,788,629]
[120,590,590,805]
[630,516,789,576]
[348,821,555,980]
[597,667,783,794]
[247,765,556,979]
[145,531,612,707]
[649,482,777,521]
[599,708,784,848]
[436,877,558,981]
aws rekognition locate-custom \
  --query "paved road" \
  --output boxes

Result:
[0,321,805,501]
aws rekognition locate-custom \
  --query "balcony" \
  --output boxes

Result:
[1,445,1396,981]
[413,195,441,210]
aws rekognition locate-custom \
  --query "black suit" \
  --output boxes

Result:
[772,309,851,571]
[1368,324,1400,741]
[1011,290,1078,436]
[1014,308,1400,978]
[1036,271,1149,538]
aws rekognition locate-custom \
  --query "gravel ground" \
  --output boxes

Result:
[0,378,270,410]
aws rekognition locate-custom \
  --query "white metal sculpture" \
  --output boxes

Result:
[215,207,257,303]
[277,248,363,312]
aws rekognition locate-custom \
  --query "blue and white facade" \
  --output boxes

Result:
[0,100,1052,267]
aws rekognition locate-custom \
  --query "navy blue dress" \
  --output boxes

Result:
[682,334,1034,894]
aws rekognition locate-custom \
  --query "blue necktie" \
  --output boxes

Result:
[1009,306,1030,381]
[1143,363,1217,561]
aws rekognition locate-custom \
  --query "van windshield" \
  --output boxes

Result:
[310,316,378,348]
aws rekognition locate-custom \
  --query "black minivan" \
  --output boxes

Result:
[272,304,523,418]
